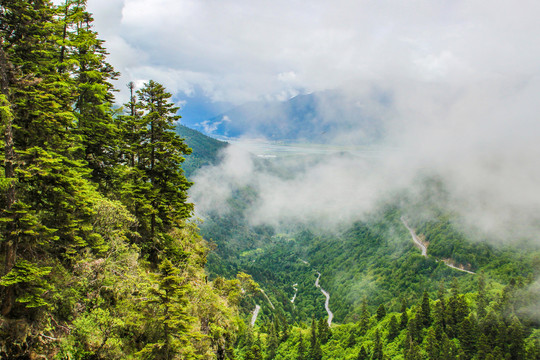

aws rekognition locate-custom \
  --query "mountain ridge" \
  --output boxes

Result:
[176,124,228,179]
[196,90,385,144]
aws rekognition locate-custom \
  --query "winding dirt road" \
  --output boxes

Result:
[442,260,476,274]
[260,289,275,309]
[401,216,475,274]
[401,217,427,256]
[291,283,298,303]
[315,272,334,326]
[250,305,261,327]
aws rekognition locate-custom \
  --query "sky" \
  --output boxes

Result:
[85,0,540,107]
[81,0,540,246]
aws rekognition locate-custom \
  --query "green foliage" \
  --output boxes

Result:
[419,290,431,328]
[200,184,539,359]
[136,259,194,359]
[417,215,539,282]
[0,2,240,358]
[308,318,322,360]
[387,315,399,341]
[175,124,228,179]
[116,80,193,260]
[1,2,539,360]
[0,260,51,308]
[233,275,539,360]
[375,304,386,322]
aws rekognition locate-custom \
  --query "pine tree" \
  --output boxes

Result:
[446,293,469,338]
[525,337,540,360]
[387,315,399,341]
[56,0,120,188]
[347,325,357,347]
[360,297,371,334]
[489,346,504,360]
[407,314,422,345]
[403,333,422,360]
[376,303,386,321]
[116,80,193,262]
[399,300,409,330]
[439,330,459,359]
[266,321,279,360]
[476,333,490,360]
[480,310,501,349]
[308,317,323,360]
[0,0,105,316]
[297,334,306,360]
[318,317,331,344]
[435,282,447,331]
[357,346,368,360]
[135,80,192,248]
[120,81,142,166]
[1,0,51,316]
[138,259,194,359]
[419,290,432,327]
[458,316,477,360]
[371,329,383,360]
[425,327,440,360]
[433,299,446,331]
[507,316,526,360]
[280,316,290,342]
[476,273,488,319]
[0,40,16,315]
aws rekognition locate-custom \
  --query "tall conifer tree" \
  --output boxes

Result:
[132,80,192,260]
[58,0,119,187]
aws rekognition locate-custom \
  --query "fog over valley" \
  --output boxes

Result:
[77,0,540,247]
[3,1,540,358]
[190,76,540,247]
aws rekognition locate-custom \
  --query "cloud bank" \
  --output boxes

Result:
[80,0,540,245]
[86,0,540,104]
[190,74,540,245]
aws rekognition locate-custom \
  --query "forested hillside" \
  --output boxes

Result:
[175,124,228,179]
[200,175,540,359]
[1,1,539,360]
[0,2,242,358]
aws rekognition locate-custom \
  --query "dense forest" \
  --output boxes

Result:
[201,196,539,359]
[0,1,244,358]
[175,125,227,180]
[1,1,539,359]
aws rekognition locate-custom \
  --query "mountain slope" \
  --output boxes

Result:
[176,124,228,179]
[199,173,540,323]
[199,90,385,143]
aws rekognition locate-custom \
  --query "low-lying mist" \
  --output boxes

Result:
[190,78,540,248]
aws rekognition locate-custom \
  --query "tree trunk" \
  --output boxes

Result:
[0,40,17,316]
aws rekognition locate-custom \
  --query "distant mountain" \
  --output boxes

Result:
[196,90,386,144]
[176,124,228,179]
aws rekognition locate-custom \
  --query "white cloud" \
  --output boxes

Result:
[84,0,540,104]
[83,0,540,112]
[84,0,540,244]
